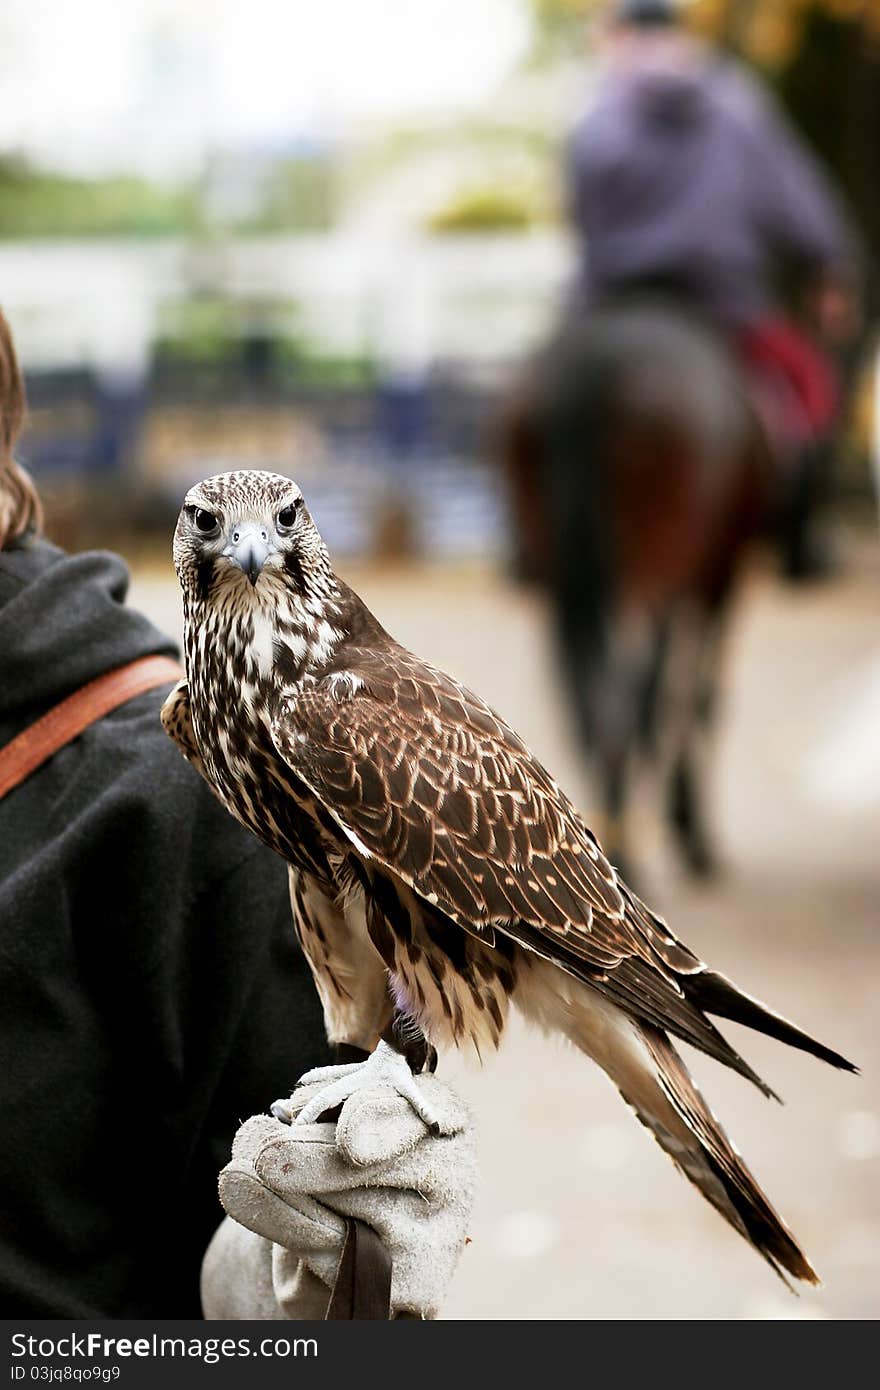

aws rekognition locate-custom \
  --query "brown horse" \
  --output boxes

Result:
[498,301,770,879]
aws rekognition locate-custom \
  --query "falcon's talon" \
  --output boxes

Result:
[270,1099,294,1125]
[295,1060,364,1088]
[292,1040,441,1132]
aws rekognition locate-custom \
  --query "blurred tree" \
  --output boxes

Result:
[0,157,195,239]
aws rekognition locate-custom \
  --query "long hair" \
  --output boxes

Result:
[0,308,43,550]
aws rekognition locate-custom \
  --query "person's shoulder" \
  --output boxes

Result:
[706,51,776,133]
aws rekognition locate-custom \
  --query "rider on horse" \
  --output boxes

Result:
[566,0,860,574]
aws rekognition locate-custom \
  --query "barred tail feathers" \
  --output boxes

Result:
[517,964,820,1286]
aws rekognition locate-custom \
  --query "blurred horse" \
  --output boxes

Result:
[499,301,770,879]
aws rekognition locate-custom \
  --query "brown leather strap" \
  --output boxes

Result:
[0,654,183,801]
[325,1218,393,1321]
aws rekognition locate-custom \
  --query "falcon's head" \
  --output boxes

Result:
[173,470,332,608]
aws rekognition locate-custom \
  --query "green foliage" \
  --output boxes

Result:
[529,0,596,56]
[0,157,195,238]
[151,294,376,388]
[284,351,377,387]
[427,186,538,233]
[152,298,247,367]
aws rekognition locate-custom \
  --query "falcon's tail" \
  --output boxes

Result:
[552,980,822,1286]
[684,969,858,1076]
[630,1025,819,1285]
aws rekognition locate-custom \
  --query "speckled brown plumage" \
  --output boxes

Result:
[164,468,857,1288]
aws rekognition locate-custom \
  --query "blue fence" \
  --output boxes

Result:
[19,361,510,558]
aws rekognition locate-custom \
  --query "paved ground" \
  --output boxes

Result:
[131,544,880,1320]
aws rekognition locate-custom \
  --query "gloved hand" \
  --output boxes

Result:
[201,1068,477,1320]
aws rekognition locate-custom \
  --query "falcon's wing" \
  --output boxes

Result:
[270,648,774,1091]
[160,678,208,777]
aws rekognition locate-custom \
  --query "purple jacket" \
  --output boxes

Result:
[568,45,855,325]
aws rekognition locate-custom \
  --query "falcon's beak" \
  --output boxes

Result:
[226,524,271,586]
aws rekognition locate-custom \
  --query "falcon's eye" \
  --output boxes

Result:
[191,507,219,535]
[276,501,301,533]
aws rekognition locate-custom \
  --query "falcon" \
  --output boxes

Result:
[164,468,856,1287]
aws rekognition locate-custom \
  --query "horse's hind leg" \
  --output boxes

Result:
[599,745,639,885]
[637,615,674,754]
[664,616,722,878]
[564,616,654,885]
[668,746,718,877]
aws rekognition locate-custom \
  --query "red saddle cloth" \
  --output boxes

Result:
[735,316,838,460]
